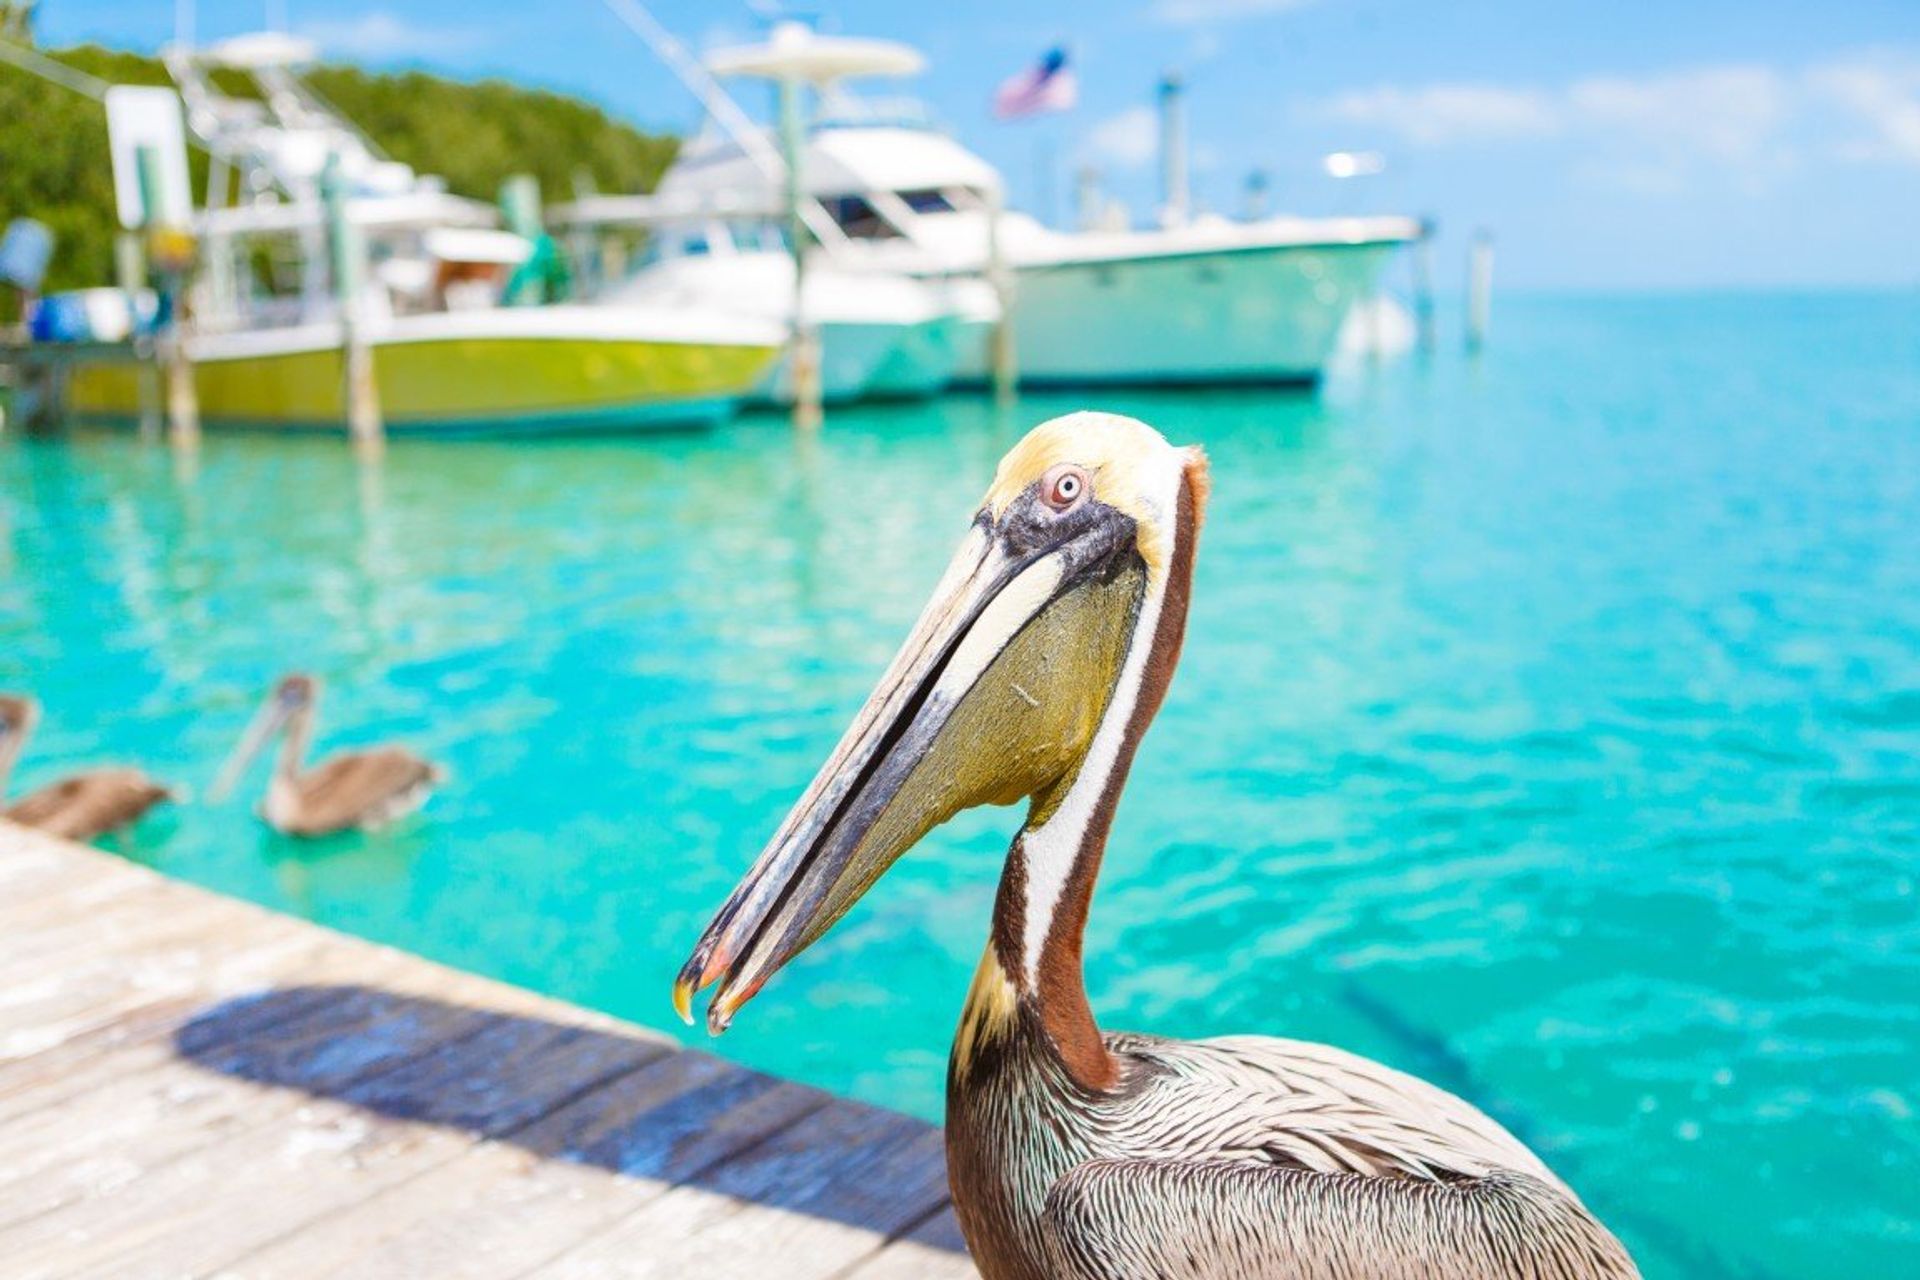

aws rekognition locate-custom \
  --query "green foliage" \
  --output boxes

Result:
[0,43,677,294]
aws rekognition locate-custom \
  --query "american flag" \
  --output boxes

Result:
[993,47,1077,120]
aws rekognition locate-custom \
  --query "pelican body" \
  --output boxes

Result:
[212,675,443,837]
[0,694,171,842]
[679,414,1639,1279]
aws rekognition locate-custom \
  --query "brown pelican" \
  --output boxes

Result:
[210,674,444,837]
[677,414,1639,1279]
[0,694,172,842]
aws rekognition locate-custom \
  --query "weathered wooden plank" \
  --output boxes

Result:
[0,911,327,1073]
[60,1002,670,1278]
[0,818,975,1280]
[538,1096,954,1280]
[219,1051,824,1279]
[838,1204,981,1280]
[0,824,93,897]
[0,999,506,1278]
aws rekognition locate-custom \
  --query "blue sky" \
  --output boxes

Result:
[40,1,1920,290]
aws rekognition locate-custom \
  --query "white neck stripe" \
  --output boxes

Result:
[1017,462,1183,982]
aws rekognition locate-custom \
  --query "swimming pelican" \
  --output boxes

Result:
[677,414,1639,1279]
[211,674,444,837]
[0,694,172,842]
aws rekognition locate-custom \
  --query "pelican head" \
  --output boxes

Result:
[209,673,319,802]
[0,693,42,790]
[678,412,1209,1032]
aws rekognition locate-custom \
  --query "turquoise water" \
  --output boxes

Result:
[4,293,1917,1275]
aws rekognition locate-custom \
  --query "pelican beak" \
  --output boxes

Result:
[677,496,1149,1034]
[209,695,293,803]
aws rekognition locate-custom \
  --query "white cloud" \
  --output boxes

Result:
[1568,66,1787,163]
[1082,105,1159,169]
[1322,83,1559,145]
[298,11,486,60]
[1152,0,1319,27]
[1313,51,1920,187]
[1808,51,1920,164]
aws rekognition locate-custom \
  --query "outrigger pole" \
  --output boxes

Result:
[600,0,830,427]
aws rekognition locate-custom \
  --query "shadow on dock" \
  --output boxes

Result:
[172,984,966,1255]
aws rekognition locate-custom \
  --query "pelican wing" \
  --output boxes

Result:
[5,769,170,842]
[1110,1033,1563,1186]
[1039,1156,1639,1280]
[290,747,441,834]
[1049,1034,1639,1277]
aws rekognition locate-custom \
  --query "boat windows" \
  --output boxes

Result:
[897,189,955,215]
[820,194,901,240]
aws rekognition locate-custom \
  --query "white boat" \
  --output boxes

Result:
[66,300,781,436]
[562,198,977,404]
[58,32,781,436]
[645,23,1420,389]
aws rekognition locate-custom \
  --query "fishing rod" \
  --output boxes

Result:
[596,0,844,246]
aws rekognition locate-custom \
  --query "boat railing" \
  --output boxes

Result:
[547,191,786,230]
[813,91,943,133]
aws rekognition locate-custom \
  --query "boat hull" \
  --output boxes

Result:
[862,313,967,399]
[63,319,779,436]
[753,319,901,407]
[1000,237,1402,386]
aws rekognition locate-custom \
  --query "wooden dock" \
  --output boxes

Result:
[0,821,977,1280]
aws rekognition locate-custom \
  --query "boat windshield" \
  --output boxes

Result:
[813,92,940,132]
[820,194,902,240]
[897,189,954,215]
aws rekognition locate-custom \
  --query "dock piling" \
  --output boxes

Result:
[135,143,198,448]
[1466,228,1494,354]
[161,336,198,444]
[987,187,1018,407]
[321,153,384,454]
[777,74,822,430]
[113,231,163,440]
[1157,72,1189,229]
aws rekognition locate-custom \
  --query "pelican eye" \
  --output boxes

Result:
[1040,464,1090,512]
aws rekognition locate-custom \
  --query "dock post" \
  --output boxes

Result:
[1413,217,1436,353]
[777,73,821,430]
[1157,72,1189,229]
[137,144,198,447]
[1466,229,1494,354]
[161,334,198,444]
[987,186,1017,407]
[115,231,161,441]
[321,153,383,455]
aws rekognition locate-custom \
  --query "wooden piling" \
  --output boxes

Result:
[114,231,162,441]
[987,186,1017,407]
[777,75,822,430]
[321,153,384,454]
[161,336,198,444]
[1466,229,1494,354]
[133,143,199,448]
[1413,218,1437,354]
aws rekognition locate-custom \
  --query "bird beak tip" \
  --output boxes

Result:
[670,977,695,1027]
[706,982,754,1036]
